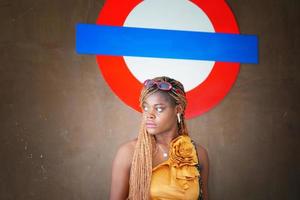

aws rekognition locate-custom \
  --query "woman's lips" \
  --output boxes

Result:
[146,122,157,128]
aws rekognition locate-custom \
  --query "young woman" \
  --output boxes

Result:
[110,76,209,200]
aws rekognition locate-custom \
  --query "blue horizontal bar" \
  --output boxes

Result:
[76,23,258,64]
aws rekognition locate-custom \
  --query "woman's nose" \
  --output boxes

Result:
[146,109,155,119]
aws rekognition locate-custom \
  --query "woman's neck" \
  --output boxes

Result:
[154,128,179,147]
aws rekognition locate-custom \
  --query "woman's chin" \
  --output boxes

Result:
[146,128,158,135]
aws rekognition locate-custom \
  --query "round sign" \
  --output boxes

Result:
[96,0,240,119]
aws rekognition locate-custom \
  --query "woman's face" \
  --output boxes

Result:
[141,91,178,135]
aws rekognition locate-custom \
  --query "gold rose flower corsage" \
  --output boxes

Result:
[169,135,198,167]
[169,135,200,190]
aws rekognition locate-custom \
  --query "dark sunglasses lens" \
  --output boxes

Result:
[158,82,171,90]
[144,80,155,88]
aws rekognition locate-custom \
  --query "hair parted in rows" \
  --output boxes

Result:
[128,76,189,200]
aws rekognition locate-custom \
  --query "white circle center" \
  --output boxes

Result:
[124,0,215,91]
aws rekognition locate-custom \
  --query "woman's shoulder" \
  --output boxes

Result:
[188,137,207,154]
[113,138,137,168]
[190,139,209,168]
[117,138,137,155]
[195,143,208,156]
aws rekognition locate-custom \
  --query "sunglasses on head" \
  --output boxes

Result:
[144,79,172,90]
[143,79,184,95]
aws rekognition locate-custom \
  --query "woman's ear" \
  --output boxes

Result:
[175,104,183,114]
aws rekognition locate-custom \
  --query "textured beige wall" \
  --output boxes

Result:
[0,0,299,199]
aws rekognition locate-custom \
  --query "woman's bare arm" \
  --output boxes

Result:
[197,145,209,200]
[109,140,135,200]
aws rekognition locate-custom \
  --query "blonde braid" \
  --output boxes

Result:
[128,123,154,200]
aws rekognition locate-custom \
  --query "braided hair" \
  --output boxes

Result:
[128,76,188,200]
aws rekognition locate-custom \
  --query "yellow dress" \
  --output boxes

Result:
[150,135,203,200]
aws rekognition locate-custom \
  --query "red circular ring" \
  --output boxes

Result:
[96,0,240,119]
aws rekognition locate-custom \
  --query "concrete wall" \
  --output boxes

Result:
[0,0,299,199]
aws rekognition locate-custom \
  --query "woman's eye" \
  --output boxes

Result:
[143,106,148,112]
[156,107,163,112]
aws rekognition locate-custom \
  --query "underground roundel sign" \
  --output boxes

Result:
[76,0,258,119]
